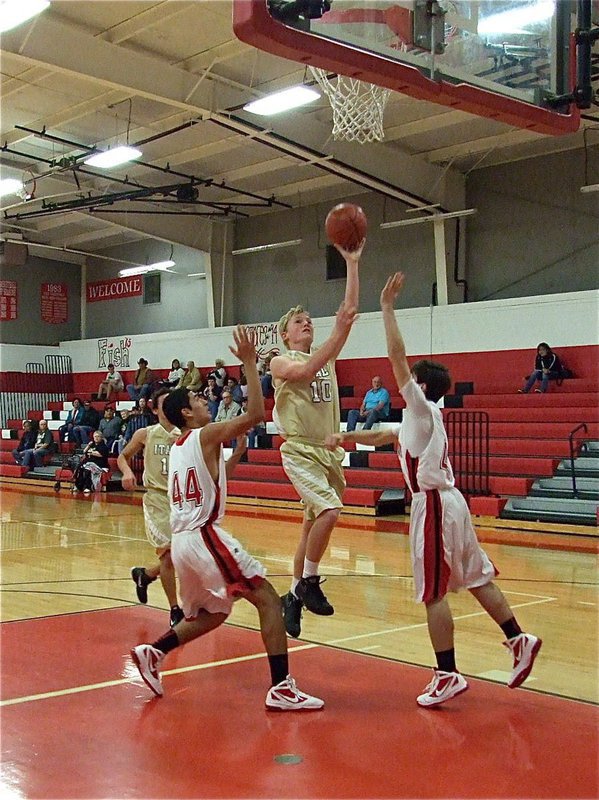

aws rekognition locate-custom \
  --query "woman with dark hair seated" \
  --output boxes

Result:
[518,343,563,394]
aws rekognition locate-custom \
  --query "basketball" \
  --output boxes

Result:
[325,203,367,252]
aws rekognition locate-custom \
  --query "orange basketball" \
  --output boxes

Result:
[325,203,367,252]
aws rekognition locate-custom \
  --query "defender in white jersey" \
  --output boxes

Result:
[272,239,363,639]
[130,326,323,712]
[118,387,184,628]
[326,273,542,708]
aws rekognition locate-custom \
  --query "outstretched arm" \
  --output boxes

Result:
[201,327,265,451]
[380,272,411,392]
[270,301,358,384]
[117,427,147,490]
[338,239,364,313]
[325,428,398,450]
[225,434,247,480]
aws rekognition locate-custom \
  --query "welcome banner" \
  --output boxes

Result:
[86,277,142,303]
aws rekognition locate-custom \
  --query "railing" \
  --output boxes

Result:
[568,423,588,498]
[0,356,73,427]
[446,411,490,496]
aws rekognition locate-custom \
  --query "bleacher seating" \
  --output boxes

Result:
[2,344,597,525]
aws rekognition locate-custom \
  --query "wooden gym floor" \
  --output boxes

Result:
[1,486,598,799]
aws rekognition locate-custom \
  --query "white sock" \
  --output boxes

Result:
[302,558,319,578]
[290,578,300,596]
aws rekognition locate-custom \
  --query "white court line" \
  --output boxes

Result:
[327,597,557,646]
[0,643,318,707]
[577,601,596,606]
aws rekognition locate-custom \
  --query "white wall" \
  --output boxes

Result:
[51,288,598,372]
[0,343,61,371]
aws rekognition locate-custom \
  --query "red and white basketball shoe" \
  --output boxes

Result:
[416,670,469,707]
[130,644,165,697]
[504,633,542,688]
[265,676,324,711]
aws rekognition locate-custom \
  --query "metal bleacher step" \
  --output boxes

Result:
[26,459,124,491]
[530,476,599,501]
[556,457,599,479]
[501,496,598,526]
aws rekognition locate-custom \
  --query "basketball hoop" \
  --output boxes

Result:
[309,66,391,143]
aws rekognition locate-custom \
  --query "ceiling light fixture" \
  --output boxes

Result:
[580,183,599,194]
[243,86,320,116]
[232,239,302,255]
[0,178,24,198]
[84,145,142,169]
[0,0,50,33]
[187,272,206,278]
[477,0,554,35]
[118,260,175,278]
[380,209,477,228]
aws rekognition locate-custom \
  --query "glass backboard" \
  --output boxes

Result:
[233,0,581,134]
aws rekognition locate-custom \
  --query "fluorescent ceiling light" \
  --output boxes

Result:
[580,183,599,194]
[84,145,142,169]
[232,239,302,255]
[243,86,320,116]
[187,272,206,278]
[0,0,50,33]
[380,209,477,228]
[0,178,24,198]
[478,1,554,35]
[118,260,175,277]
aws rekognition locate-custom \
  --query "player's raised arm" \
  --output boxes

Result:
[325,427,398,450]
[380,272,412,392]
[117,426,147,490]
[337,238,364,312]
[270,301,358,384]
[201,326,265,449]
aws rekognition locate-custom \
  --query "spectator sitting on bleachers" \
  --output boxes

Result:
[122,399,154,448]
[518,342,563,394]
[58,398,84,443]
[97,363,124,401]
[215,390,241,422]
[259,354,274,398]
[346,375,391,431]
[16,419,54,472]
[207,358,227,388]
[98,406,122,450]
[202,377,221,421]
[127,358,154,403]
[239,365,249,400]
[74,431,110,493]
[114,408,132,455]
[12,420,37,464]
[160,359,185,388]
[240,396,265,448]
[177,360,202,392]
[71,400,101,447]
[226,376,244,405]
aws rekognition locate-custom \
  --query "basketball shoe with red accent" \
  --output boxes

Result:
[265,676,324,711]
[131,644,165,697]
[504,633,542,688]
[416,670,469,707]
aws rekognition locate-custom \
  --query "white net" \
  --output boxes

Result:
[309,66,391,144]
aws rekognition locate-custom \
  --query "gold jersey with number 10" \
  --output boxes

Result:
[273,350,340,445]
[143,422,178,492]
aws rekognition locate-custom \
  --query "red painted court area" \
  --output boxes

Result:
[1,607,597,799]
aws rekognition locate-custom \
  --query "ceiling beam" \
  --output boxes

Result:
[96,2,195,45]
[425,128,544,163]
[385,110,475,141]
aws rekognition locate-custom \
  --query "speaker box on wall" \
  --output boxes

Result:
[325,244,347,280]
[0,242,28,267]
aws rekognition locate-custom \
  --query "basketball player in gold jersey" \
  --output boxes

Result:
[272,240,363,638]
[118,387,185,627]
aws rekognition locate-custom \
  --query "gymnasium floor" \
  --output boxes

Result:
[1,487,598,799]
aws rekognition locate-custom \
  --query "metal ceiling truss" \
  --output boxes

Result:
[1,123,292,223]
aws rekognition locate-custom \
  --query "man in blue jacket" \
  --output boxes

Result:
[346,375,391,431]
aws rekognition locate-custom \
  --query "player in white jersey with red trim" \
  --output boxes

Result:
[130,326,323,711]
[326,273,542,708]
